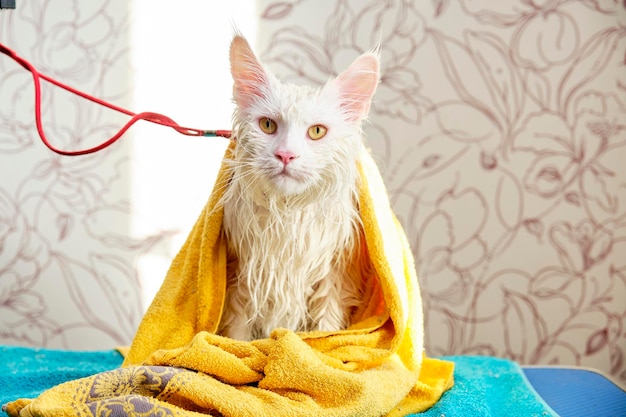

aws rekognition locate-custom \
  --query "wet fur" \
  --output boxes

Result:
[218,36,378,341]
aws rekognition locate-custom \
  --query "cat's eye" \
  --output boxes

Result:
[259,117,277,134]
[308,125,327,140]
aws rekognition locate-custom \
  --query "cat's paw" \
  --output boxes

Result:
[221,325,252,342]
[315,314,348,333]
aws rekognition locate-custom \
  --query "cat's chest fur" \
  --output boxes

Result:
[219,173,362,341]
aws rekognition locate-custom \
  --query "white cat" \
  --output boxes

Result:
[218,35,379,341]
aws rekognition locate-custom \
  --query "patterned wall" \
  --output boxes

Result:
[256,0,626,385]
[0,1,156,349]
[0,1,241,350]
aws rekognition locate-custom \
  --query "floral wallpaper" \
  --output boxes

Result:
[0,0,162,349]
[256,0,626,385]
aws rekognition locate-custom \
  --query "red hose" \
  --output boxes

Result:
[0,42,232,156]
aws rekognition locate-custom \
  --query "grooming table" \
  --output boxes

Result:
[1,345,625,416]
[523,366,626,417]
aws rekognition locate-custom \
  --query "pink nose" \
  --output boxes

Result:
[275,150,298,166]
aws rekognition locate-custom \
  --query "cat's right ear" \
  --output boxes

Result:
[230,36,268,109]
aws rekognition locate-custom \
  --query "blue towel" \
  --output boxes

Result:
[0,346,555,416]
[0,346,123,408]
[418,356,556,417]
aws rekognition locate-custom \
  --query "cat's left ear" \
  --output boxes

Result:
[331,52,380,122]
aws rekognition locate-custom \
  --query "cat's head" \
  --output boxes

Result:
[229,35,379,198]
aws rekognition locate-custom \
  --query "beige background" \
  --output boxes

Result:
[1,0,625,387]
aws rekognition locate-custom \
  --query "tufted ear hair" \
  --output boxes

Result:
[331,52,380,122]
[230,35,269,109]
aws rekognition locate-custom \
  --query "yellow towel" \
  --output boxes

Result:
[6,142,453,417]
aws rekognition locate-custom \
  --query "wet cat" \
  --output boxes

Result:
[218,35,379,341]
